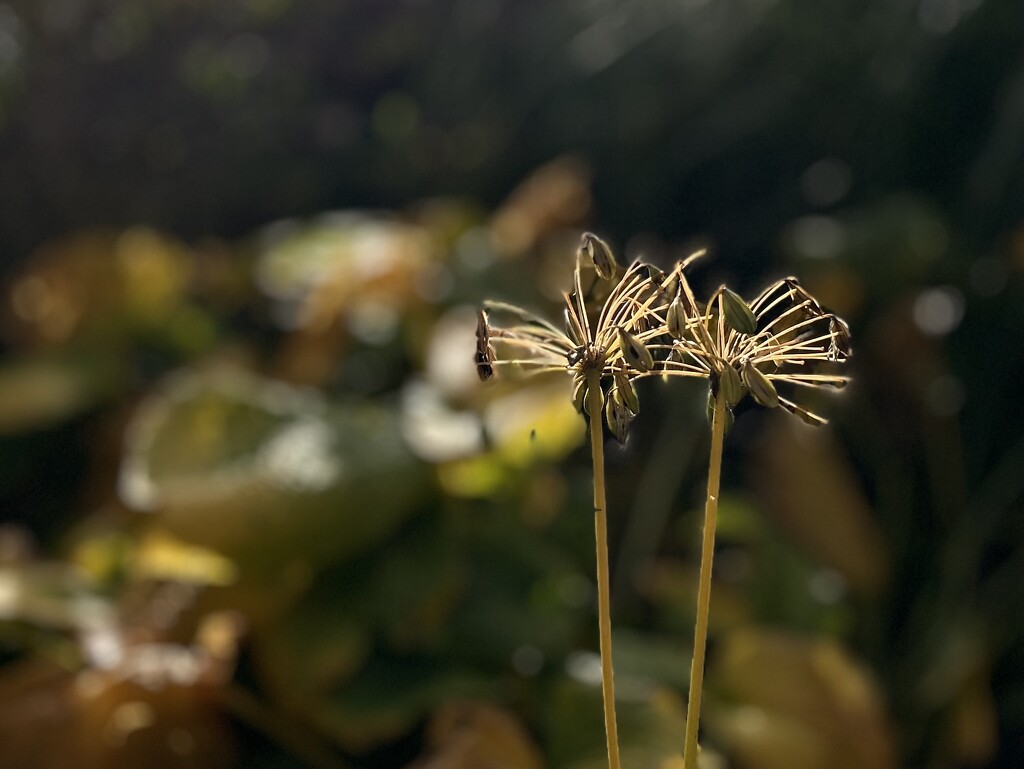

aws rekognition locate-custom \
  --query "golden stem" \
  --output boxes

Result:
[586,370,621,769]
[683,387,726,769]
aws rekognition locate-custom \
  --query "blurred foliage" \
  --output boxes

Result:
[0,1,1023,768]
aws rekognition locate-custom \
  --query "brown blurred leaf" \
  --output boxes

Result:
[751,416,888,594]
[2,229,193,350]
[408,702,544,769]
[490,157,592,256]
[707,628,897,769]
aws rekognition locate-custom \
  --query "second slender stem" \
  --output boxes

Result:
[586,371,621,769]
[683,388,727,769]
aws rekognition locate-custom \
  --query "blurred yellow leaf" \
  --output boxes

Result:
[408,702,544,769]
[751,417,888,594]
[707,628,897,769]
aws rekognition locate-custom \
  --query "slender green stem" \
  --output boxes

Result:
[586,370,621,769]
[683,388,726,769]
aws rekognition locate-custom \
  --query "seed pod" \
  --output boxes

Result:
[705,390,735,433]
[719,362,746,407]
[829,316,852,361]
[644,263,666,289]
[643,263,678,298]
[666,293,689,340]
[572,376,588,414]
[613,370,639,414]
[605,387,634,443]
[580,232,618,281]
[616,326,654,372]
[475,310,495,381]
[741,359,779,408]
[721,287,757,335]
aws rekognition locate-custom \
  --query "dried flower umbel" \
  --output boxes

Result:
[478,232,703,441]
[478,233,702,769]
[657,273,851,769]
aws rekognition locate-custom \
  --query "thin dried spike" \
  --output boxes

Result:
[771,373,850,389]
[580,232,618,281]
[679,248,707,270]
[482,300,562,334]
[787,279,826,316]
[494,334,571,361]
[660,270,680,300]
[475,309,495,381]
[601,266,663,340]
[741,358,779,408]
[740,313,832,359]
[748,278,793,312]
[565,304,585,347]
[616,326,654,372]
[778,395,828,426]
[572,253,593,344]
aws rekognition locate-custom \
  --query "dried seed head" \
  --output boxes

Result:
[719,362,746,407]
[605,386,634,443]
[741,358,779,408]
[613,369,639,414]
[616,326,654,372]
[475,310,495,381]
[580,232,618,281]
[722,288,758,335]
[829,316,852,361]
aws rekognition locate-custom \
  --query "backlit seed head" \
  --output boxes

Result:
[580,232,618,281]
[616,326,654,372]
[605,387,634,443]
[613,369,639,414]
[741,358,779,408]
[719,362,746,407]
[722,288,758,335]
